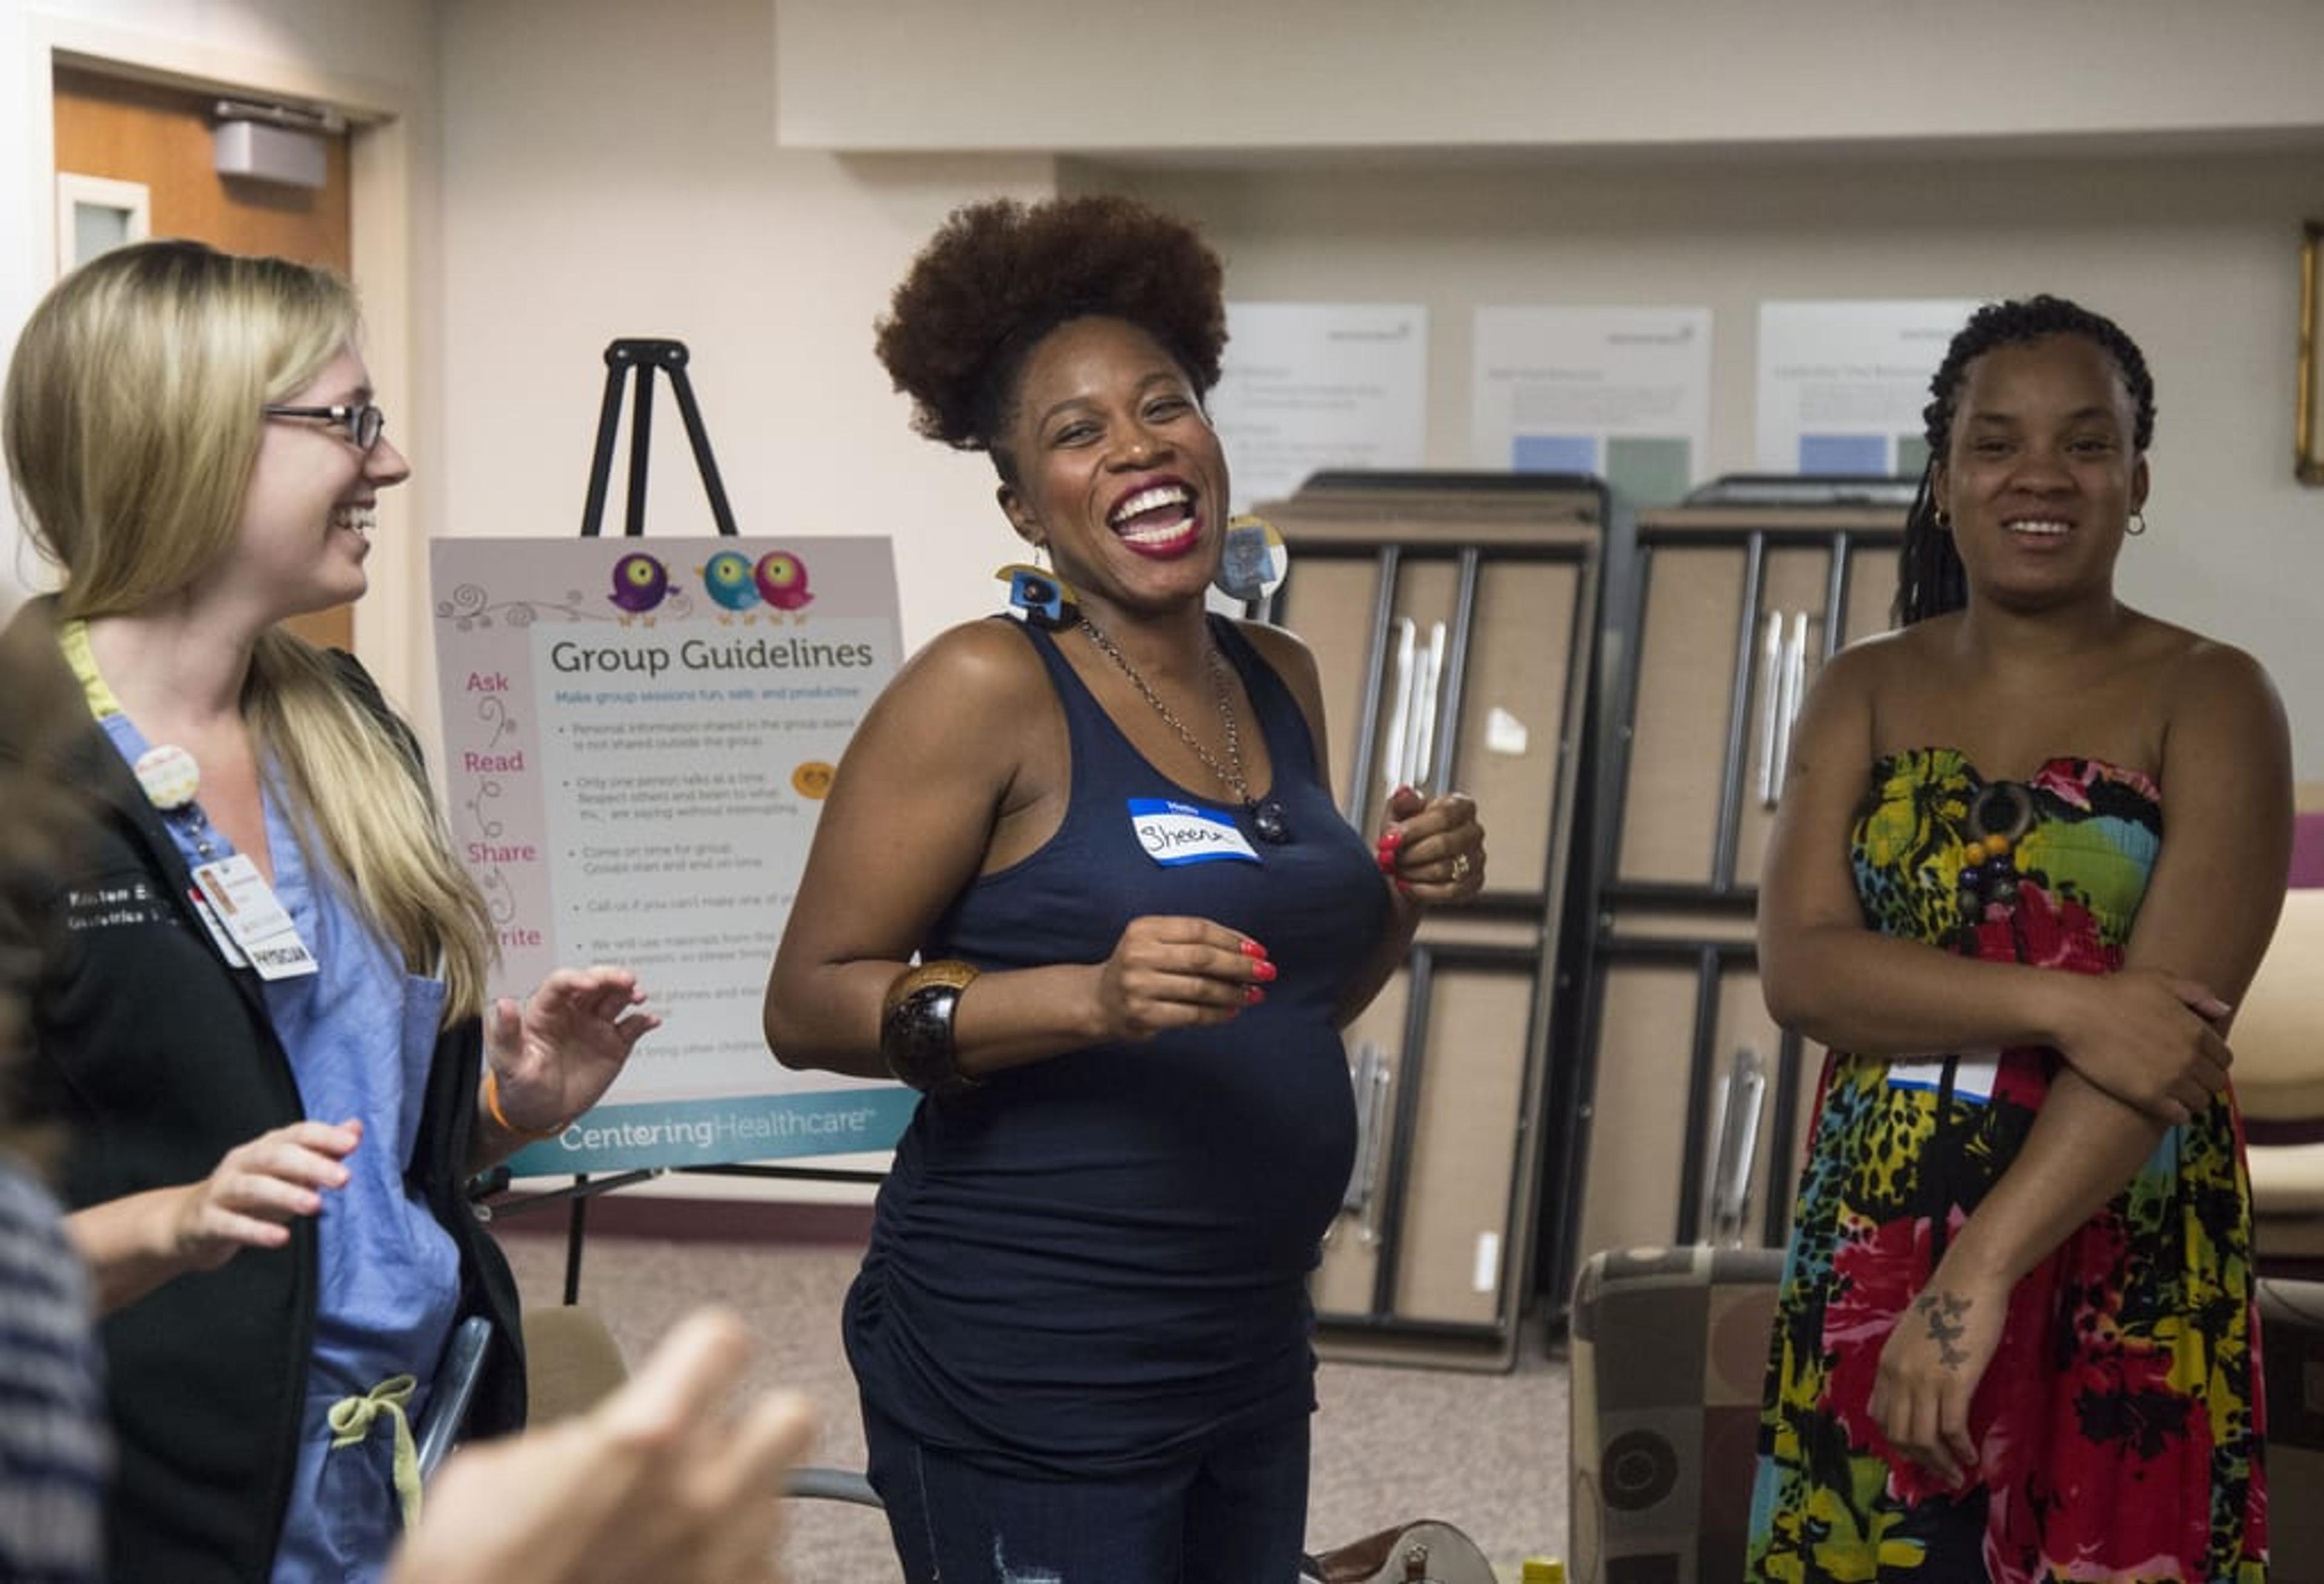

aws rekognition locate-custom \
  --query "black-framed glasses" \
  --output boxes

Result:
[263,402,386,450]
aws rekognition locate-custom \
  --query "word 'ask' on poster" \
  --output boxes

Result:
[430,535,913,1174]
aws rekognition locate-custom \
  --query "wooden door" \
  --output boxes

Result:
[53,67,358,653]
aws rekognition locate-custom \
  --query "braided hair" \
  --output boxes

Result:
[1894,295,2156,626]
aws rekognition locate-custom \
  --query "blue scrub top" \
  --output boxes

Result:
[88,700,459,1583]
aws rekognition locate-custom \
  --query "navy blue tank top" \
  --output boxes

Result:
[844,615,1391,1474]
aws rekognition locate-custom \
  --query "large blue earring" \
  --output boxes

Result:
[997,561,1078,629]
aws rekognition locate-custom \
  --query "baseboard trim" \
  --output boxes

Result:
[490,1195,874,1248]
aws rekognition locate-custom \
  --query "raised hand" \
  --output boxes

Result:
[1091,916,1276,1041]
[392,1307,817,1584]
[1374,785,1485,905]
[486,966,660,1131]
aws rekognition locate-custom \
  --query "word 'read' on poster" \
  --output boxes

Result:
[1210,302,1428,512]
[428,535,913,1174]
[1471,306,1712,509]
[1756,300,1981,476]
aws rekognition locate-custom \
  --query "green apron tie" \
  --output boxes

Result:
[327,1373,423,1530]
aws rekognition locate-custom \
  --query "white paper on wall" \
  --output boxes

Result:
[1756,299,1982,476]
[1471,305,1713,509]
[1210,302,1428,511]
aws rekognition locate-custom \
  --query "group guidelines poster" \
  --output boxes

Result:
[428,535,912,1174]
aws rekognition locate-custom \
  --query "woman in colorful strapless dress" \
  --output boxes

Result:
[1748,295,2291,1582]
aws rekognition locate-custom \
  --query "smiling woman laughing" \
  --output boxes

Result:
[761,195,1489,1583]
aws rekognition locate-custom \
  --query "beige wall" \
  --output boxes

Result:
[434,0,1054,752]
[1101,149,2324,766]
[5,0,2324,771]
[776,0,2324,153]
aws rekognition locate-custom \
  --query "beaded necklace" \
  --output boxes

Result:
[1955,779,2035,927]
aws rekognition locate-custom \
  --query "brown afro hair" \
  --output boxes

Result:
[874,195,1226,468]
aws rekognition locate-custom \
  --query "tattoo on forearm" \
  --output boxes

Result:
[1914,1291,1972,1369]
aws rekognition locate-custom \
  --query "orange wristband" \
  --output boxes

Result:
[483,1068,566,1142]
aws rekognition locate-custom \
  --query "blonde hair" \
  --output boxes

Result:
[4,242,493,1023]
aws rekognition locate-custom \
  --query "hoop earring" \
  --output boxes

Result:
[1934,508,1952,531]
[2127,512,2148,537]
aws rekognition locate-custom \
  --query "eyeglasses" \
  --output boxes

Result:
[263,402,386,450]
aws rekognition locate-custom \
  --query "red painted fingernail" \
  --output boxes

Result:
[1239,938,1269,960]
[1252,960,1278,983]
[1244,985,1266,1004]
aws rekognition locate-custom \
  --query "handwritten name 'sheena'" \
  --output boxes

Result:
[1141,820,1229,854]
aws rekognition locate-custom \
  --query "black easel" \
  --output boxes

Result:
[478,338,884,1306]
[577,339,740,540]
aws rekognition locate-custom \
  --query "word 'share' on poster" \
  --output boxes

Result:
[430,536,909,1173]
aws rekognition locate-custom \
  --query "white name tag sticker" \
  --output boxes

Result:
[1887,1048,1998,1105]
[1128,799,1261,867]
[192,856,320,980]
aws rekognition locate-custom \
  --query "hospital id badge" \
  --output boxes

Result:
[192,855,320,980]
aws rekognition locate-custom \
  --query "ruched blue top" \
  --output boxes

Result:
[844,615,1390,1474]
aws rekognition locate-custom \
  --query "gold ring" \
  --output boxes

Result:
[1450,854,1472,880]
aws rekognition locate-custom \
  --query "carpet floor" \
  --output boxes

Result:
[493,1229,1568,1580]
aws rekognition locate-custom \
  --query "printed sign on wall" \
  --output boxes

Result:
[1471,305,1713,508]
[1756,299,1981,476]
[1210,302,1429,511]
[429,535,913,1173]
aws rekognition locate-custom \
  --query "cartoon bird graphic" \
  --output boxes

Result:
[608,552,669,615]
[700,551,760,612]
[755,551,813,612]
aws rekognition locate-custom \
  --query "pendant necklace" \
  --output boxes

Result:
[1956,779,2035,930]
[1078,617,1290,844]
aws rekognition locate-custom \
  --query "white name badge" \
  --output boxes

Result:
[1887,1048,1999,1105]
[192,856,320,980]
[1128,799,1261,867]
[186,887,249,969]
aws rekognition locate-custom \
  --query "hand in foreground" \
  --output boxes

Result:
[1869,1269,2006,1491]
[487,966,661,1130]
[176,1119,363,1269]
[390,1307,816,1584]
[1374,785,1486,906]
[1094,916,1276,1041]
[2056,967,2233,1126]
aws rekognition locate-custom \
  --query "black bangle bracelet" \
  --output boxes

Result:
[879,960,982,1093]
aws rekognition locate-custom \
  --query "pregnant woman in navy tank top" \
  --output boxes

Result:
[764,196,1488,1583]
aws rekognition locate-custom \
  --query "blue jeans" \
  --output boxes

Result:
[862,1404,1311,1584]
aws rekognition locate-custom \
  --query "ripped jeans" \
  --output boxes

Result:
[862,1404,1310,1584]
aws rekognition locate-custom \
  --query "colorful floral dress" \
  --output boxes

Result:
[1748,749,2267,1582]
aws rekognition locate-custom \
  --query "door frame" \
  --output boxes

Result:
[24,13,430,713]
